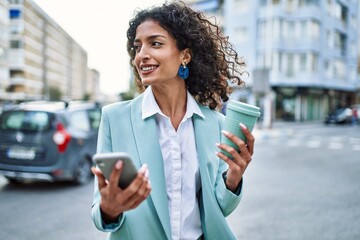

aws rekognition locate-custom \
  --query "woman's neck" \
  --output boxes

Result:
[151,82,187,130]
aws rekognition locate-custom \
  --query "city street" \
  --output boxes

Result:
[228,122,360,240]
[0,122,359,240]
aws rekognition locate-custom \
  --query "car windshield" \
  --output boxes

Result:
[0,110,51,132]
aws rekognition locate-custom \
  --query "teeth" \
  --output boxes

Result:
[142,66,157,71]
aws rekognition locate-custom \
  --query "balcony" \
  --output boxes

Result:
[8,49,25,70]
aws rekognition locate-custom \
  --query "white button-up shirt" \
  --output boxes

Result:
[142,87,205,240]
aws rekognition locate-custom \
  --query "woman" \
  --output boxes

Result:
[91,1,254,239]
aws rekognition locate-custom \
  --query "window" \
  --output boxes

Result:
[9,0,24,4]
[326,0,332,14]
[9,9,21,19]
[350,41,357,57]
[272,0,280,5]
[300,20,307,38]
[10,24,23,35]
[10,40,22,48]
[287,21,295,40]
[234,27,248,43]
[309,53,318,72]
[324,60,332,78]
[334,30,346,56]
[286,54,294,77]
[278,52,283,71]
[309,20,320,40]
[273,18,282,41]
[69,111,90,132]
[286,0,294,12]
[0,111,51,132]
[333,1,347,26]
[88,109,101,130]
[333,59,345,79]
[299,0,320,7]
[234,0,248,11]
[258,20,267,40]
[300,53,306,71]
[351,14,357,29]
[326,30,333,48]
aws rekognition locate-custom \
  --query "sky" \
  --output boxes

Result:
[33,0,166,95]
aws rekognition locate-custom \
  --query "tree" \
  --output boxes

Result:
[49,87,62,101]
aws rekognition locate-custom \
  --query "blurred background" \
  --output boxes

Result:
[0,0,359,239]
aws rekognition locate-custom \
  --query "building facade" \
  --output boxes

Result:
[188,0,360,122]
[5,0,92,101]
[86,68,100,101]
[0,0,9,100]
[226,0,359,122]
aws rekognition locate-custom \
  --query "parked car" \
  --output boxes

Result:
[0,101,101,184]
[324,107,352,124]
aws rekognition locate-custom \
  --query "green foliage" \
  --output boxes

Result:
[49,87,62,101]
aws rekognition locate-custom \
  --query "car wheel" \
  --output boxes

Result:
[73,158,92,185]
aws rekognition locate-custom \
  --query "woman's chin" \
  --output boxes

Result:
[141,78,154,86]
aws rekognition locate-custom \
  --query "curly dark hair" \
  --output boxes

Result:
[126,1,247,110]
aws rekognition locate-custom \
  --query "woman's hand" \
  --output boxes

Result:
[216,123,255,192]
[91,161,151,223]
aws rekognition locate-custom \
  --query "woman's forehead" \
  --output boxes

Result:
[135,20,171,40]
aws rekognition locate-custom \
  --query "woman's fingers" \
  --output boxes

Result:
[98,163,151,216]
[220,123,255,160]
[108,160,124,191]
[239,123,255,155]
[92,166,107,189]
[127,178,152,209]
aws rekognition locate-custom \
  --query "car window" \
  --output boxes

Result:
[69,110,90,131]
[88,108,101,130]
[0,111,51,132]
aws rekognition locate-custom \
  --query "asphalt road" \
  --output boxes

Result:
[0,122,359,240]
[228,122,360,240]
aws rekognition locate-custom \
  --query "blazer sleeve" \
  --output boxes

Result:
[91,105,126,232]
[213,111,243,217]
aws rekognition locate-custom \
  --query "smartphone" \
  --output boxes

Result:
[92,152,138,189]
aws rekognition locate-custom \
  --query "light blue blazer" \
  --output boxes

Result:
[91,94,242,240]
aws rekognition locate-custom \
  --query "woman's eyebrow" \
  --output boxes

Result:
[134,34,167,43]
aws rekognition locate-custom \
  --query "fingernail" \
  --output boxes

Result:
[141,163,148,170]
[139,164,147,174]
[144,168,149,178]
[115,160,123,170]
[221,130,229,135]
[215,143,220,147]
[240,123,247,129]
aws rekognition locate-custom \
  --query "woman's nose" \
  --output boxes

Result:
[137,46,150,60]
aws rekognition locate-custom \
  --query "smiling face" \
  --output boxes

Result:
[133,20,190,87]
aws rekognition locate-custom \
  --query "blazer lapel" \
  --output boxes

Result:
[193,105,236,239]
[193,105,220,184]
[130,96,171,240]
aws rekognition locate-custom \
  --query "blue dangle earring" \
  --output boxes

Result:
[178,62,189,80]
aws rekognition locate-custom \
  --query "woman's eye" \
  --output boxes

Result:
[133,45,141,52]
[152,42,162,47]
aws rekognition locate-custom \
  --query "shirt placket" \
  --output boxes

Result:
[168,122,182,240]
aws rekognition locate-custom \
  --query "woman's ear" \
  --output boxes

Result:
[182,48,192,64]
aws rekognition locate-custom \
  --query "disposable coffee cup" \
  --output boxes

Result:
[221,100,261,158]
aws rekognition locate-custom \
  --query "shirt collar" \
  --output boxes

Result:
[142,86,205,120]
